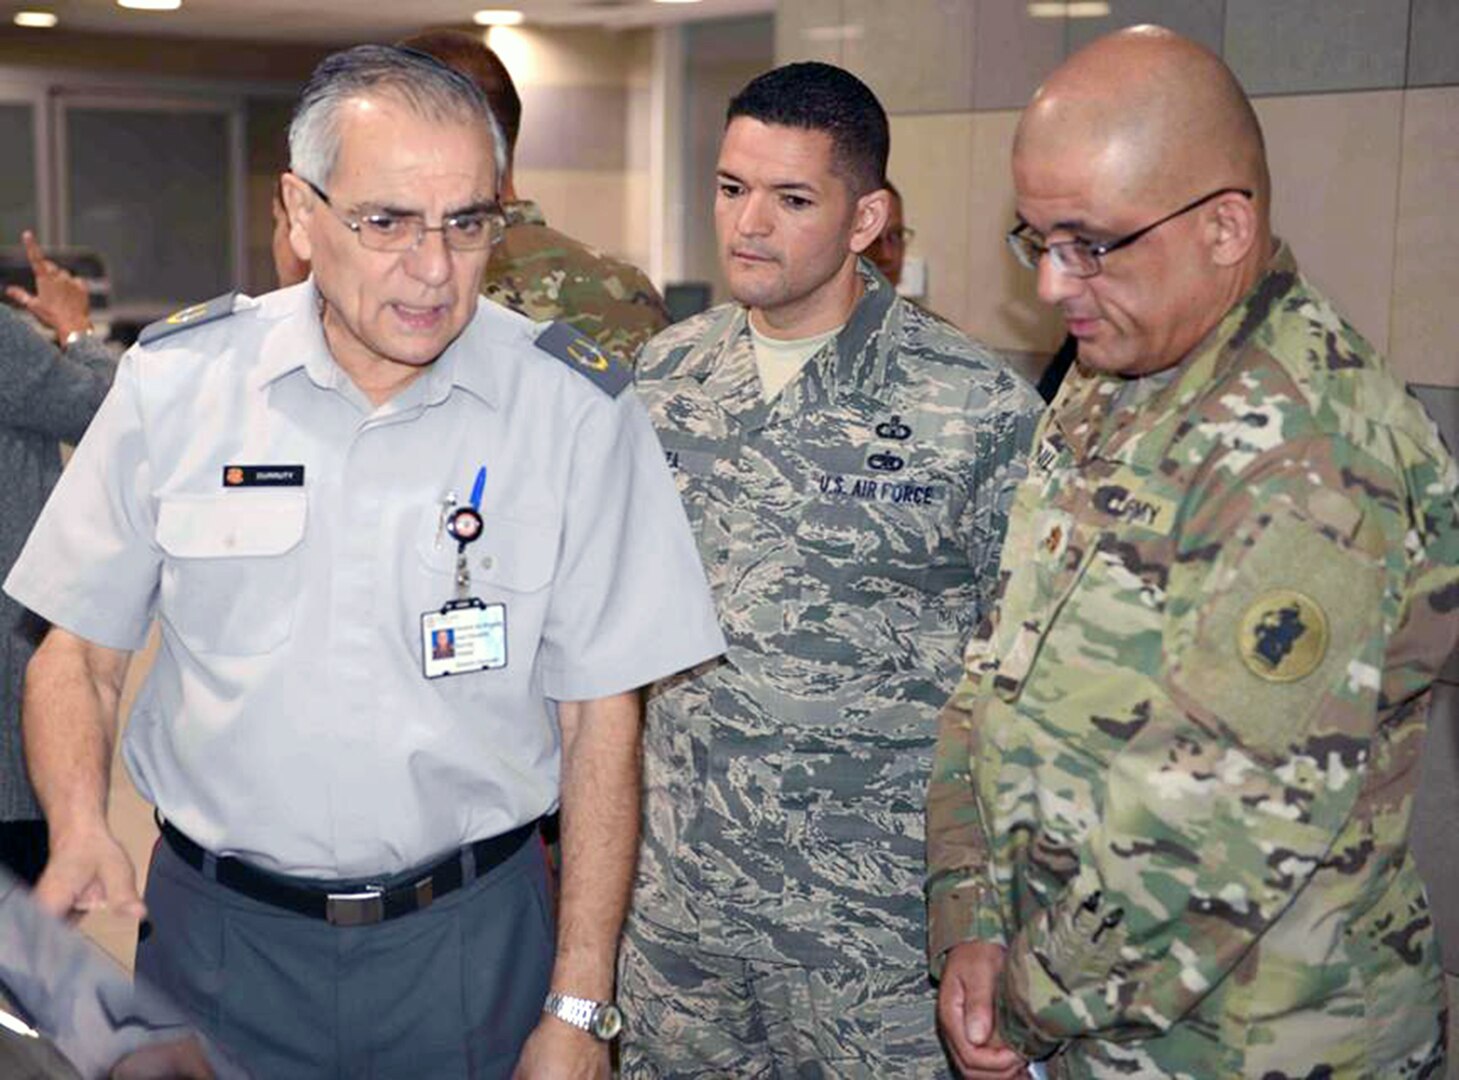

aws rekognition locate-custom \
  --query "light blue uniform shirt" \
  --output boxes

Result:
[4,282,725,878]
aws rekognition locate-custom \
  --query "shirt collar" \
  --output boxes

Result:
[250,280,327,390]
[421,309,502,410]
[676,256,892,391]
[250,279,501,411]
[1050,241,1300,463]
[830,258,898,392]
[773,258,898,412]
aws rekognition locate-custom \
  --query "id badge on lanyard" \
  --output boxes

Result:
[420,466,508,679]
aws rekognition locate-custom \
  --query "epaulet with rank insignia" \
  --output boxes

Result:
[534,321,630,398]
[138,292,244,346]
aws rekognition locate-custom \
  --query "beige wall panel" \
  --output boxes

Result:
[841,0,976,114]
[887,113,975,331]
[622,170,654,281]
[774,0,846,66]
[626,27,655,91]
[484,25,649,88]
[964,109,1064,355]
[1392,87,1459,388]
[513,168,631,262]
[1255,91,1403,358]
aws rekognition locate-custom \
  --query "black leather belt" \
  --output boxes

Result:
[158,816,537,927]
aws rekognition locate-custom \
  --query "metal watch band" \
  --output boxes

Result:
[543,991,598,1033]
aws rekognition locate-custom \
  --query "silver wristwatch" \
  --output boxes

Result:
[542,992,623,1041]
[62,326,97,350]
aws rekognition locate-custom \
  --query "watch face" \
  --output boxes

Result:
[590,1003,623,1041]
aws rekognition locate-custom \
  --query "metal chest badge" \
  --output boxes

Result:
[421,466,508,679]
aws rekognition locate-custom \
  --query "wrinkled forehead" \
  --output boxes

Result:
[331,101,496,196]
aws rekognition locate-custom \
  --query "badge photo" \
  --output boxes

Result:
[421,598,507,679]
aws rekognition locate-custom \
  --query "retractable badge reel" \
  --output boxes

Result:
[421,466,507,678]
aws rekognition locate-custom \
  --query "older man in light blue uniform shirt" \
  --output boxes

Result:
[3,45,723,1080]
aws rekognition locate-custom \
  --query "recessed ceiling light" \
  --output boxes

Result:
[118,0,184,10]
[13,10,59,27]
[473,8,523,24]
[1028,1,1110,15]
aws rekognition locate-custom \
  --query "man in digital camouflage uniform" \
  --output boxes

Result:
[927,26,1459,1080]
[401,30,669,367]
[622,62,1042,1077]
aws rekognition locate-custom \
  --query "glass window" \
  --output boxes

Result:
[64,104,235,309]
[0,103,38,242]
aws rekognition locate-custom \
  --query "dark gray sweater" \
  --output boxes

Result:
[0,305,115,820]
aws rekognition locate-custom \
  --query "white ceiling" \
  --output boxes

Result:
[18,0,775,44]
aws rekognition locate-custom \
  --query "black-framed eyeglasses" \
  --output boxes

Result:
[1006,186,1253,279]
[299,176,505,253]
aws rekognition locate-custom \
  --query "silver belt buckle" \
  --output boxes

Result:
[326,887,385,927]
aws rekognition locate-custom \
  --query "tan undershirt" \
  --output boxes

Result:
[749,320,844,401]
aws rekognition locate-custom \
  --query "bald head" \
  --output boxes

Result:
[1011,26,1275,377]
[1017,26,1268,220]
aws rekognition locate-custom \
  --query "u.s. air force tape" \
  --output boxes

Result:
[534,321,630,398]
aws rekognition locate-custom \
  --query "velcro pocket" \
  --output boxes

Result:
[1168,508,1386,761]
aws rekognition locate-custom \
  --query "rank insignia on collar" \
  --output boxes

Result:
[1238,589,1328,682]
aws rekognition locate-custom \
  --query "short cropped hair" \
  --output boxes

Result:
[726,62,889,196]
[289,44,507,190]
[398,30,523,167]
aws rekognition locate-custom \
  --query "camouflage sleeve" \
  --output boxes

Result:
[926,677,1007,976]
[963,384,1042,621]
[996,435,1419,1057]
[926,380,1040,979]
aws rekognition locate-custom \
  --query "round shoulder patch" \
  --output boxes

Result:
[1237,589,1329,682]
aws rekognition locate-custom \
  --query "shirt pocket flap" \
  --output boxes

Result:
[419,516,558,594]
[156,494,307,559]
[479,520,557,592]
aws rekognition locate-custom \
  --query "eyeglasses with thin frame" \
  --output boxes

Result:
[1006,187,1253,279]
[298,176,505,253]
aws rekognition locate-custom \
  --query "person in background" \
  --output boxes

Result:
[865,179,912,288]
[6,45,722,1079]
[400,29,670,367]
[927,25,1458,1079]
[623,62,1042,1077]
[0,230,115,887]
[1034,333,1076,404]
[270,175,310,288]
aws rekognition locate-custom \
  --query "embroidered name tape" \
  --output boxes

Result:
[223,465,306,488]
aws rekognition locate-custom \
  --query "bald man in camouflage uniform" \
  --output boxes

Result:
[623,63,1041,1077]
[402,30,669,367]
[927,27,1459,1080]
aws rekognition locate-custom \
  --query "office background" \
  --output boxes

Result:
[0,0,1453,1060]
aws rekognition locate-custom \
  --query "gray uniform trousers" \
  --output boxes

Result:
[136,832,554,1079]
